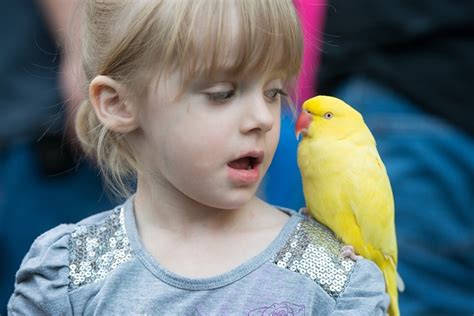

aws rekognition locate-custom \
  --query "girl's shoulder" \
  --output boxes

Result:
[7,206,122,314]
[272,209,389,314]
[16,207,117,272]
[273,208,357,295]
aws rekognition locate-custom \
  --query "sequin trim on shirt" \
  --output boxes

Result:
[271,219,355,297]
[68,207,132,290]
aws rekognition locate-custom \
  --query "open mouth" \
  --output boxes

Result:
[227,153,264,170]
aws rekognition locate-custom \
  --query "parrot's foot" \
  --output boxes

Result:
[298,207,309,216]
[341,245,363,261]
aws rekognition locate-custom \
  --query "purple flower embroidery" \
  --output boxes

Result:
[248,301,305,316]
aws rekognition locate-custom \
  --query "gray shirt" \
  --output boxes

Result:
[8,198,389,315]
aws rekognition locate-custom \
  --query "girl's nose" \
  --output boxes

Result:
[240,93,275,134]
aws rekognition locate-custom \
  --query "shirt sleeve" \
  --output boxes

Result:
[331,259,390,315]
[8,224,74,315]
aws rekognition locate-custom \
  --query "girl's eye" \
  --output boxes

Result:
[264,88,288,102]
[206,90,235,103]
[324,112,334,119]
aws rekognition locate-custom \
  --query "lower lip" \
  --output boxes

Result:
[227,165,260,184]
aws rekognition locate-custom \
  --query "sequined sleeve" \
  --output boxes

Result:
[269,216,389,315]
[8,224,74,315]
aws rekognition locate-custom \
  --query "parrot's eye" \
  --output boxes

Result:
[323,112,334,119]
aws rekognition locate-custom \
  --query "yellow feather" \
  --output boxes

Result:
[297,96,401,316]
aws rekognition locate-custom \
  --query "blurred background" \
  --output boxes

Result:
[263,0,474,315]
[0,1,113,313]
[1,0,473,315]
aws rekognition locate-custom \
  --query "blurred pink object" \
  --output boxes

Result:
[294,0,326,105]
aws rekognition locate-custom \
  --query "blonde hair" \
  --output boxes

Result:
[76,0,303,197]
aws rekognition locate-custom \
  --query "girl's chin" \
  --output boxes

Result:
[199,191,258,210]
[228,194,260,209]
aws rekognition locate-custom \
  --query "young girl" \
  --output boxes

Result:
[8,0,389,314]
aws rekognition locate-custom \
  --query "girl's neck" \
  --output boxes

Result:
[132,175,291,278]
[133,176,263,237]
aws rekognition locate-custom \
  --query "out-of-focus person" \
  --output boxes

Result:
[316,0,474,314]
[0,1,113,312]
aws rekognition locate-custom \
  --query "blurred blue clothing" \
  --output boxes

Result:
[334,77,474,315]
[261,109,305,211]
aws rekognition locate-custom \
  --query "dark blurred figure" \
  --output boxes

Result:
[317,1,474,314]
[0,1,113,312]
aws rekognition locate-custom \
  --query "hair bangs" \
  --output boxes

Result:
[169,0,302,89]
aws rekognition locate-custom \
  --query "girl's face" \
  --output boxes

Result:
[134,70,284,209]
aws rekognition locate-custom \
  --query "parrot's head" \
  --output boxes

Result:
[295,95,365,141]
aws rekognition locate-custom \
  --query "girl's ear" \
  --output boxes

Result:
[89,75,139,133]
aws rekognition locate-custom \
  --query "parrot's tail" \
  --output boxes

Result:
[382,259,400,316]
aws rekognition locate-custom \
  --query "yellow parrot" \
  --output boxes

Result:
[295,95,403,316]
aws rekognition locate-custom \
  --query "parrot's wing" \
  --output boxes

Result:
[298,137,398,262]
[346,144,398,263]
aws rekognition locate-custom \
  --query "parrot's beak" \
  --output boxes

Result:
[295,110,312,140]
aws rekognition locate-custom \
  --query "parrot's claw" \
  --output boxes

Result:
[341,245,363,261]
[298,207,309,216]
